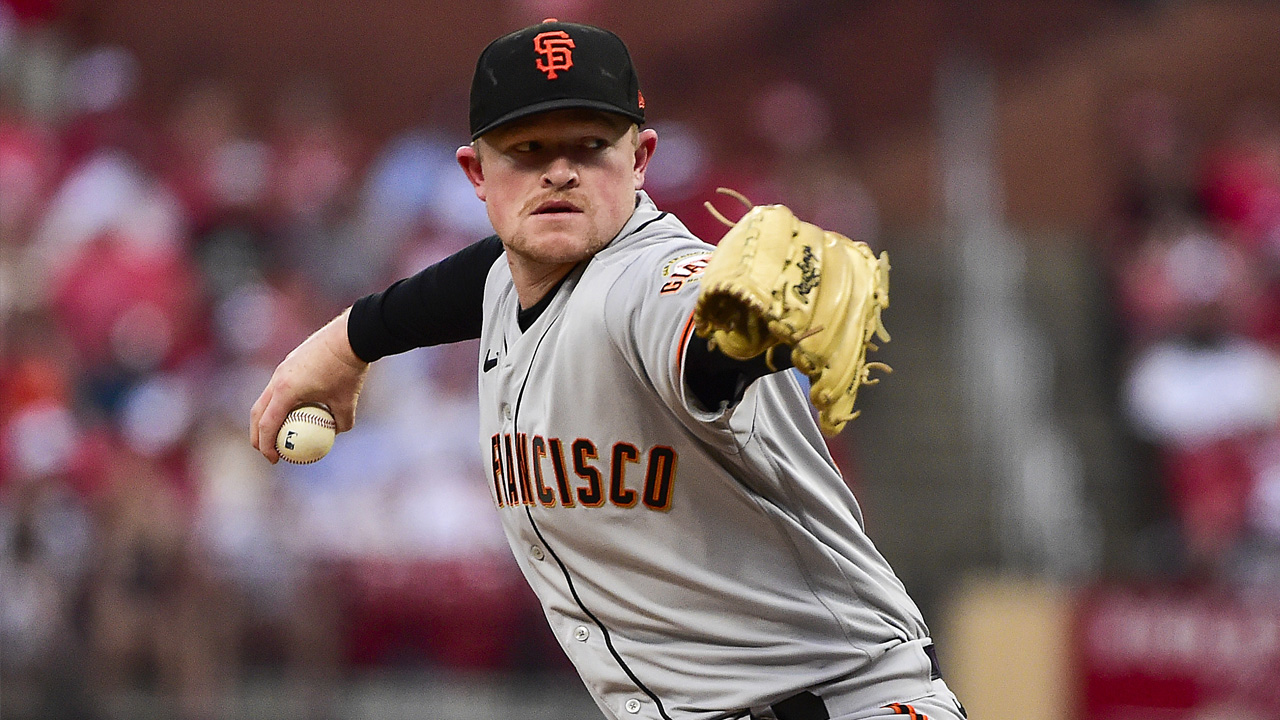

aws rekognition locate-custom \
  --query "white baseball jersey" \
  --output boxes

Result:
[478,192,941,720]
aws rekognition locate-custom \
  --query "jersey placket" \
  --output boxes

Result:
[493,289,671,720]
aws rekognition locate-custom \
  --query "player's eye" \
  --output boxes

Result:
[512,140,541,153]
[583,137,608,150]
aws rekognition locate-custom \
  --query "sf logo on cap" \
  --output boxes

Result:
[534,30,575,79]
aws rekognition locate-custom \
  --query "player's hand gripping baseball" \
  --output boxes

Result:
[250,308,369,463]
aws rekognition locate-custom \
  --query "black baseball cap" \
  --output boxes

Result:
[469,19,645,141]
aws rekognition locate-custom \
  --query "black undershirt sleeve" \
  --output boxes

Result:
[683,335,794,412]
[347,235,505,362]
[348,231,788,409]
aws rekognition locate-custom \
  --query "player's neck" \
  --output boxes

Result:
[507,256,577,310]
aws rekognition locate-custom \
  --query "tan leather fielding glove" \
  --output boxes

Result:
[694,196,891,435]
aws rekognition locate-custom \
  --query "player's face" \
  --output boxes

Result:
[458,109,657,267]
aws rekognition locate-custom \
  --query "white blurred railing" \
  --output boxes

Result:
[936,57,1100,579]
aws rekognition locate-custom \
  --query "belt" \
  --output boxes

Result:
[766,643,944,720]
[925,643,943,681]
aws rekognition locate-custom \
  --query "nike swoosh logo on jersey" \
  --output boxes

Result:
[483,351,498,372]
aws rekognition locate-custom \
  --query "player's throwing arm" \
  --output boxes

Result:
[249,309,369,464]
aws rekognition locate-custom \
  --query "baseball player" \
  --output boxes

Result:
[251,20,966,720]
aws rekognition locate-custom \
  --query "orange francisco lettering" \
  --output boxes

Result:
[491,435,678,512]
[531,436,557,506]
[490,434,505,507]
[573,438,604,506]
[549,438,575,507]
[610,442,640,507]
[503,434,520,505]
[643,446,678,511]
[516,433,535,506]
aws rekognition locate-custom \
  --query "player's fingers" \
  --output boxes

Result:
[254,389,293,465]
[329,395,357,434]
[330,407,351,434]
[258,400,290,464]
[249,385,271,451]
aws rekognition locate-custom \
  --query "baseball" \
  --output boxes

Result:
[275,403,336,464]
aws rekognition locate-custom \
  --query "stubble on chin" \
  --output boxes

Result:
[505,223,608,266]
[503,202,608,265]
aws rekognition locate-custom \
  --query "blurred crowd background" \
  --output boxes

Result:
[2,1,1280,719]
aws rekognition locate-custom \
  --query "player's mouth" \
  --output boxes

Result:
[531,200,582,215]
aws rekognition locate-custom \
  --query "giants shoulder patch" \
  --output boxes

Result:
[658,252,710,295]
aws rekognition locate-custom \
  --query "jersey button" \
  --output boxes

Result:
[625,698,642,714]
[573,626,589,642]
[530,545,545,561]
[501,403,512,420]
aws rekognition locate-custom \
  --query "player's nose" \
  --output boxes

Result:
[542,156,579,189]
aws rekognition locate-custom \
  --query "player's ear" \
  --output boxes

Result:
[456,144,487,201]
[632,127,658,190]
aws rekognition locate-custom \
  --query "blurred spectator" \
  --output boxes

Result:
[779,147,880,245]
[1123,296,1280,576]
[264,78,358,225]
[49,228,204,363]
[0,473,92,718]
[159,80,267,236]
[1106,89,1202,253]
[360,125,492,239]
[261,78,369,302]
[191,417,340,718]
[0,0,70,124]
[0,84,60,244]
[1107,96,1280,583]
[0,311,104,494]
[1199,106,1280,345]
[750,79,833,158]
[1240,434,1280,588]
[84,448,234,720]
[57,45,154,172]
[644,114,787,245]
[1200,106,1280,252]
[0,490,69,714]
[1112,216,1264,345]
[352,124,490,291]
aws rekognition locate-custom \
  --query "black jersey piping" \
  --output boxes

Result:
[524,508,673,720]
[510,275,674,720]
[630,212,669,237]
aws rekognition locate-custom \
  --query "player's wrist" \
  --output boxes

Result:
[330,308,371,372]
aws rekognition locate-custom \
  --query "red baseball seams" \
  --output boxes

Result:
[287,409,336,429]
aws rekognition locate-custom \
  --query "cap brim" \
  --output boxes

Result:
[471,98,645,140]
